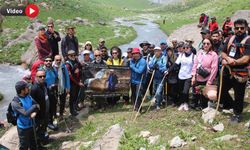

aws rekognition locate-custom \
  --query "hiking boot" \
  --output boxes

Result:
[229,115,242,125]
[183,103,189,111]
[71,111,79,116]
[48,123,58,131]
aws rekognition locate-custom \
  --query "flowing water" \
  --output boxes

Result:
[0,18,167,120]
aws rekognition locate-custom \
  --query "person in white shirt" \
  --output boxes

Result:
[167,43,195,111]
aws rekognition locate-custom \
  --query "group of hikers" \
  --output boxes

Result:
[7,15,250,149]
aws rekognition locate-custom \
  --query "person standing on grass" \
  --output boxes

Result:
[52,55,70,119]
[191,38,218,109]
[208,16,219,32]
[106,46,125,105]
[198,29,211,49]
[92,50,107,65]
[65,50,83,116]
[167,43,196,111]
[198,13,209,28]
[35,26,52,60]
[123,48,133,66]
[160,39,168,56]
[148,46,167,110]
[220,19,250,124]
[211,30,223,54]
[97,38,106,50]
[100,46,110,61]
[140,41,151,59]
[61,26,79,60]
[185,38,197,55]
[84,41,94,60]
[222,17,234,38]
[129,48,147,111]
[145,44,155,99]
[45,21,61,59]
[30,70,50,145]
[12,81,40,150]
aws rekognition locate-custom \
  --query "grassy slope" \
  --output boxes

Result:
[0,0,155,64]
[48,95,250,150]
[155,0,250,35]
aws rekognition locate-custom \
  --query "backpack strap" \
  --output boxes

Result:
[227,35,236,51]
[240,36,250,54]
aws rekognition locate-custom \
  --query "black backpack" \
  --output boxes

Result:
[6,97,21,126]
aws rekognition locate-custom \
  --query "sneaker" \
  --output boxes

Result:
[156,106,161,110]
[183,103,189,111]
[47,123,58,131]
[178,104,184,111]
[229,115,242,125]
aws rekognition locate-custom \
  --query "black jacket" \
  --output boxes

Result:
[30,82,49,119]
[61,35,79,58]
[45,30,61,57]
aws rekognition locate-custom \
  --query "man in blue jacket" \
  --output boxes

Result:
[149,46,167,110]
[12,81,40,150]
[130,48,147,111]
[44,56,58,130]
[53,55,70,119]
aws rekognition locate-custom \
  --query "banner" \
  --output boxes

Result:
[83,64,130,97]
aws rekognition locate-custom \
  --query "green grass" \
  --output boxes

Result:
[47,92,250,150]
[155,0,250,34]
[0,42,30,64]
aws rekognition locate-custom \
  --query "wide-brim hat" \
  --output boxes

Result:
[154,46,161,51]
[99,38,105,43]
[67,50,76,55]
[37,25,46,31]
[185,38,194,43]
[139,41,150,48]
[66,25,76,30]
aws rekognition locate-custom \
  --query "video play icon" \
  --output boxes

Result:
[25,4,39,18]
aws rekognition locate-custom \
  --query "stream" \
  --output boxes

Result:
[0,18,167,120]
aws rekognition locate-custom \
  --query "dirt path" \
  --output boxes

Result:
[168,10,250,48]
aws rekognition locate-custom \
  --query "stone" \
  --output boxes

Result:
[61,141,93,149]
[244,121,250,128]
[200,147,206,150]
[212,123,224,132]
[191,136,197,141]
[139,147,146,150]
[0,127,19,150]
[148,135,160,145]
[139,131,151,138]
[159,145,166,150]
[169,136,187,148]
[92,124,124,150]
[201,107,218,124]
[214,134,238,141]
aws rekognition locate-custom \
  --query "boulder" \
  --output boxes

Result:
[214,134,238,141]
[169,136,187,148]
[212,123,224,132]
[0,126,19,150]
[201,107,218,124]
[148,135,160,145]
[92,124,124,150]
[139,131,151,138]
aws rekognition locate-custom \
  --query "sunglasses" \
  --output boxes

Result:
[95,55,101,57]
[47,25,53,28]
[183,47,190,49]
[56,59,61,62]
[112,52,118,54]
[203,42,211,45]
[235,27,245,30]
[45,60,52,62]
[37,75,46,78]
[69,55,76,57]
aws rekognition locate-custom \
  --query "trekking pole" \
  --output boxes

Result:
[31,114,39,150]
[133,70,155,122]
[216,65,231,112]
[130,74,144,120]
[132,74,144,111]
[146,72,168,113]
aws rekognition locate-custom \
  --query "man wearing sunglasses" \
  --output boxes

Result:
[61,26,79,60]
[30,70,50,146]
[93,50,106,65]
[45,21,61,59]
[43,56,59,130]
[65,50,83,116]
[53,55,70,120]
[221,19,250,124]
